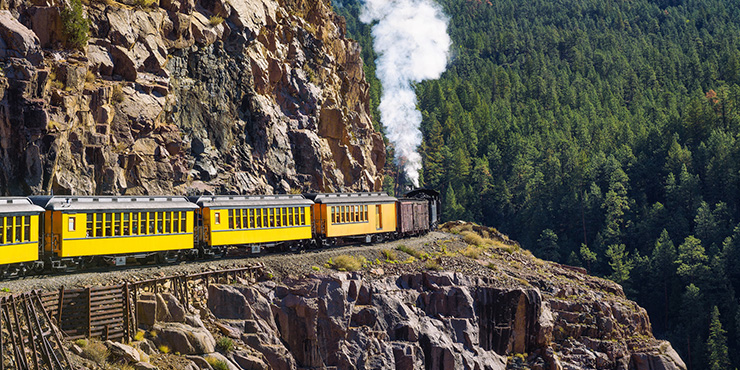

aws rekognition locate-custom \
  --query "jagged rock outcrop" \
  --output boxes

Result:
[206,272,686,370]
[0,0,384,195]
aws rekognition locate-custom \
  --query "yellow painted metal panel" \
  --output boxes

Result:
[0,214,40,265]
[0,242,38,264]
[55,211,195,257]
[325,202,397,237]
[206,206,311,246]
[59,233,194,257]
[210,226,311,246]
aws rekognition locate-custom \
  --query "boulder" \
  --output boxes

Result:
[154,322,216,355]
[133,362,157,370]
[203,353,240,370]
[137,294,157,326]
[26,6,64,48]
[232,350,269,370]
[106,340,141,363]
[88,44,114,76]
[0,11,42,65]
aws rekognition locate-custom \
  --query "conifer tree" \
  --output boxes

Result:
[707,306,730,370]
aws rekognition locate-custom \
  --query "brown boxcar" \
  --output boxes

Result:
[397,198,430,235]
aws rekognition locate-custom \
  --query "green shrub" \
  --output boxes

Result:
[60,0,89,49]
[330,255,362,271]
[216,337,233,353]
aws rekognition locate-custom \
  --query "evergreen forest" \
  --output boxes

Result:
[334,0,740,368]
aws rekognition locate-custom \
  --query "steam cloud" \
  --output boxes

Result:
[360,0,451,187]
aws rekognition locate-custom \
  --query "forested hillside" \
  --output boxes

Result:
[335,0,740,368]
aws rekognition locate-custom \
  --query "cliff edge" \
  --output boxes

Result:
[0,0,384,195]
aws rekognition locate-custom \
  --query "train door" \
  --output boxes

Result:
[376,205,382,230]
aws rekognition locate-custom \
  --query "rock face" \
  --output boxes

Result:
[0,0,384,195]
[206,272,687,370]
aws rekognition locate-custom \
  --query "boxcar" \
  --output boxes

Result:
[189,195,314,253]
[304,192,398,242]
[397,198,430,236]
[0,197,44,271]
[30,196,199,268]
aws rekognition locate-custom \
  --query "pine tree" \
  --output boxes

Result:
[606,244,633,284]
[707,306,730,370]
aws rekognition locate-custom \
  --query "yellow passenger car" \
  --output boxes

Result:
[304,193,398,241]
[0,198,44,268]
[189,195,314,252]
[30,196,198,264]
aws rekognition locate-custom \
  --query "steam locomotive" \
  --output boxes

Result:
[0,190,439,276]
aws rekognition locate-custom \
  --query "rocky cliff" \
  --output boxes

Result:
[100,226,686,370]
[0,0,384,195]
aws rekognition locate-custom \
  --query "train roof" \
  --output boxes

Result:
[29,196,199,212]
[303,192,397,204]
[0,197,45,215]
[188,195,313,208]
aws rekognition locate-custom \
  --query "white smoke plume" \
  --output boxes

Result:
[360,0,451,187]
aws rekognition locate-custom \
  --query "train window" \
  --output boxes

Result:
[24,216,30,242]
[256,209,262,228]
[235,209,242,229]
[165,212,172,233]
[86,214,93,237]
[292,207,298,226]
[180,212,187,232]
[0,217,4,244]
[214,212,221,225]
[173,212,180,233]
[262,209,268,228]
[6,217,13,243]
[241,210,247,229]
[300,207,306,225]
[132,213,139,235]
[157,212,164,233]
[105,213,112,237]
[275,208,281,227]
[248,209,254,229]
[339,206,344,223]
[123,213,130,236]
[364,205,369,222]
[15,216,21,242]
[267,208,273,227]
[68,216,76,233]
[149,212,156,234]
[114,213,121,236]
[141,213,148,235]
[228,209,234,229]
[96,213,103,237]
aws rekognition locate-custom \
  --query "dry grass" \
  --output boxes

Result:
[425,259,442,271]
[81,339,109,364]
[209,16,224,26]
[462,231,485,247]
[329,255,362,271]
[206,357,229,370]
[111,84,125,103]
[396,244,423,259]
[381,249,397,261]
[459,245,483,259]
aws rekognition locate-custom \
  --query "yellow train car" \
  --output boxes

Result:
[304,192,398,241]
[30,196,198,267]
[0,198,44,271]
[189,195,314,253]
